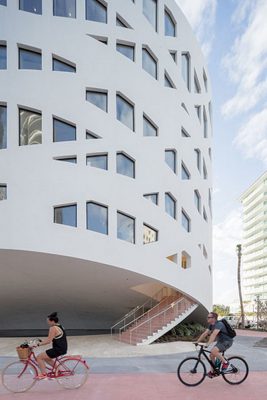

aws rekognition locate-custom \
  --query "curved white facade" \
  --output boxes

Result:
[0,0,212,331]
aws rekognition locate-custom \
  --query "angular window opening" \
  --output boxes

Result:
[203,69,208,92]
[143,114,157,136]
[19,47,42,70]
[165,192,176,219]
[164,72,175,88]
[167,254,177,264]
[52,56,76,72]
[181,52,190,91]
[142,47,157,79]
[209,101,212,125]
[181,251,191,269]
[143,224,158,244]
[194,190,201,213]
[88,34,108,44]
[116,13,131,28]
[165,149,176,173]
[86,0,107,23]
[203,106,208,138]
[203,159,207,179]
[116,42,134,61]
[19,108,42,145]
[0,45,7,69]
[86,89,107,112]
[203,207,208,222]
[0,0,7,5]
[194,149,201,171]
[53,0,76,18]
[181,102,189,114]
[143,0,157,31]
[0,184,7,200]
[165,7,176,37]
[143,193,158,205]
[0,105,7,149]
[86,153,107,170]
[116,94,134,131]
[87,201,108,234]
[194,71,201,93]
[169,50,176,63]
[117,211,135,243]
[181,162,190,180]
[54,204,77,227]
[195,105,201,121]
[117,152,135,178]
[86,130,101,139]
[209,188,212,215]
[182,209,190,232]
[54,156,77,163]
[181,127,190,138]
[53,118,76,142]
[203,245,208,259]
[19,0,42,14]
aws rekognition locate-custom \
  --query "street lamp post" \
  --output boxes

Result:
[236,244,245,329]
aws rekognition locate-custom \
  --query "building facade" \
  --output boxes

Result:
[0,0,212,332]
[241,172,267,310]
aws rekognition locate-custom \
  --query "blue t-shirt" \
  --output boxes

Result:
[209,321,233,342]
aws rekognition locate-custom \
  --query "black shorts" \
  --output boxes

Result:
[46,348,66,359]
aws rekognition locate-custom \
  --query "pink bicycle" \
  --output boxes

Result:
[1,339,89,393]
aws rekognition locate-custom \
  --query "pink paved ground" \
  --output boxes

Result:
[0,371,266,400]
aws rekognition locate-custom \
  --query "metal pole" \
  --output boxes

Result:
[236,244,245,329]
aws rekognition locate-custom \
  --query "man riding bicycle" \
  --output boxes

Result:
[197,312,234,378]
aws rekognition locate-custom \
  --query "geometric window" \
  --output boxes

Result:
[165,192,176,219]
[194,190,201,213]
[181,251,191,269]
[143,114,157,136]
[143,224,158,244]
[86,90,108,112]
[203,69,208,92]
[195,105,201,121]
[181,52,190,91]
[19,108,42,145]
[0,184,7,200]
[165,149,176,173]
[164,72,175,88]
[203,207,208,221]
[86,130,101,139]
[169,50,177,63]
[87,201,108,235]
[53,0,76,18]
[181,127,190,137]
[203,106,208,138]
[0,0,7,5]
[117,211,135,244]
[182,209,190,232]
[181,162,190,180]
[53,118,76,142]
[194,71,201,93]
[164,8,176,37]
[19,48,42,70]
[116,14,131,28]
[0,45,7,69]
[143,193,158,205]
[143,0,157,31]
[54,204,77,227]
[19,0,42,14]
[86,0,107,23]
[194,149,201,171]
[54,156,77,163]
[0,105,7,149]
[117,152,135,178]
[116,94,134,131]
[203,159,207,179]
[142,47,157,79]
[52,57,76,72]
[86,153,108,170]
[116,42,134,61]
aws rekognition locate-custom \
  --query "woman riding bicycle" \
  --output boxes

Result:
[36,312,68,380]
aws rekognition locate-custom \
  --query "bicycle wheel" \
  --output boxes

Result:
[222,356,249,385]
[56,358,89,389]
[2,361,37,393]
[177,357,206,386]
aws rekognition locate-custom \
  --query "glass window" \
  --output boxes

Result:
[144,193,158,205]
[165,8,176,37]
[0,0,7,5]
[142,48,157,79]
[194,72,201,93]
[169,50,176,63]
[203,69,208,92]
[194,190,201,213]
[181,102,189,114]
[143,114,157,136]
[117,152,135,178]
[54,204,77,227]
[181,251,191,269]
[116,14,130,28]
[53,57,76,72]
[165,193,176,219]
[182,209,190,232]
[143,224,158,244]
[165,150,176,173]
[194,149,201,171]
[117,211,135,243]
[203,106,208,138]
[164,73,174,88]
[19,108,42,145]
[181,162,190,180]
[116,94,134,131]
[86,154,107,170]
[19,0,42,14]
[116,43,134,61]
[0,105,7,149]
[143,0,157,31]
[19,48,42,70]
[86,130,100,139]
[0,184,7,200]
[53,118,76,142]
[181,52,190,90]
[55,157,77,163]
[86,90,107,112]
[181,127,190,137]
[87,202,108,234]
[53,0,76,18]
[0,45,7,69]
[203,207,207,221]
[195,105,201,121]
[86,0,107,23]
[203,160,207,179]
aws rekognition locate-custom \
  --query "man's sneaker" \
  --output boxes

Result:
[207,371,216,379]
[34,373,47,380]
[221,362,232,373]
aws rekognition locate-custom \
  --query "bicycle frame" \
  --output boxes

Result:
[194,344,224,374]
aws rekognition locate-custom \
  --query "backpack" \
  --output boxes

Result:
[220,318,236,338]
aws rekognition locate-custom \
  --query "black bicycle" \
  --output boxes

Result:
[177,343,249,386]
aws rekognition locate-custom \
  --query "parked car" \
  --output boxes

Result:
[223,316,239,328]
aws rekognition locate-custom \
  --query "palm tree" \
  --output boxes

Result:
[236,244,245,328]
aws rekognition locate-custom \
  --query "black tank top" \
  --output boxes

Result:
[52,324,67,354]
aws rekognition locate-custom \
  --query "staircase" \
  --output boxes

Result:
[111,290,198,345]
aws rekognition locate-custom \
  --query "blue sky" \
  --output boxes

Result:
[176,0,267,307]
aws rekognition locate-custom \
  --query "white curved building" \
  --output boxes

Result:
[0,0,212,340]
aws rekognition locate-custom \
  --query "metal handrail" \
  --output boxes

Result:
[110,286,173,335]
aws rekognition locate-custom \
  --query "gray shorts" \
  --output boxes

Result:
[213,340,233,353]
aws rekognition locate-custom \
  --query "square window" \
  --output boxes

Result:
[0,105,7,149]
[19,48,42,70]
[53,0,76,18]
[87,202,108,234]
[86,154,107,170]
[19,108,42,145]
[117,211,135,243]
[0,184,7,200]
[19,0,42,14]
[0,45,7,69]
[54,204,77,227]
[86,0,107,23]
